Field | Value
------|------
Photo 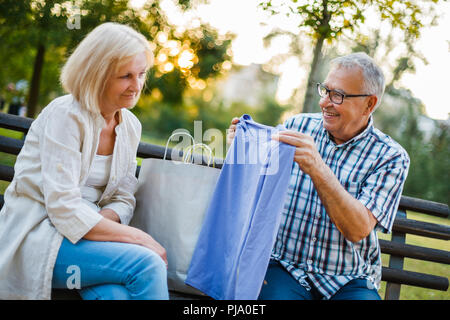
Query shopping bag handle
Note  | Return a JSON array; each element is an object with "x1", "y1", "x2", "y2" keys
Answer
[
  {"x1": 163, "y1": 131, "x2": 195, "y2": 160},
  {"x1": 183, "y1": 143, "x2": 215, "y2": 167}
]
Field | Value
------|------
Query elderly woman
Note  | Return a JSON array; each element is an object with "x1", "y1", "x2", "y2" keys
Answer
[{"x1": 0, "y1": 23, "x2": 168, "y2": 300}]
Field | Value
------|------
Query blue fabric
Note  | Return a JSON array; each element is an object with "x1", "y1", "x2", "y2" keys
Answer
[
  {"x1": 52, "y1": 238, "x2": 169, "y2": 300},
  {"x1": 272, "y1": 113, "x2": 409, "y2": 299},
  {"x1": 258, "y1": 260, "x2": 380, "y2": 300},
  {"x1": 185, "y1": 114, "x2": 296, "y2": 300}
]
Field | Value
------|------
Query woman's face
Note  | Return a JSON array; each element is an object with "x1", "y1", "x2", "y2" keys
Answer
[{"x1": 100, "y1": 52, "x2": 148, "y2": 116}]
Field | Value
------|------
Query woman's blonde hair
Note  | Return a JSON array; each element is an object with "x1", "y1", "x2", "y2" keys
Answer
[{"x1": 60, "y1": 22, "x2": 153, "y2": 114}]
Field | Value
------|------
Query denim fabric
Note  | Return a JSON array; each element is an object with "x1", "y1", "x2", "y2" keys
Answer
[
  {"x1": 52, "y1": 238, "x2": 169, "y2": 300},
  {"x1": 259, "y1": 260, "x2": 381, "y2": 300},
  {"x1": 186, "y1": 115, "x2": 296, "y2": 300},
  {"x1": 272, "y1": 113, "x2": 409, "y2": 299},
  {"x1": 0, "y1": 94, "x2": 141, "y2": 300}
]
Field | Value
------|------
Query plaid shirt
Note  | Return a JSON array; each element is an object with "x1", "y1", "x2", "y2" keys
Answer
[{"x1": 271, "y1": 113, "x2": 410, "y2": 299}]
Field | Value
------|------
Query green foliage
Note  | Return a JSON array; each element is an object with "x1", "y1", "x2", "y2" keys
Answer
[
  {"x1": 0, "y1": 0, "x2": 233, "y2": 117},
  {"x1": 260, "y1": 0, "x2": 436, "y2": 42},
  {"x1": 373, "y1": 85, "x2": 449, "y2": 205},
  {"x1": 349, "y1": 27, "x2": 448, "y2": 205},
  {"x1": 144, "y1": 23, "x2": 233, "y2": 104},
  {"x1": 135, "y1": 92, "x2": 289, "y2": 145},
  {"x1": 252, "y1": 96, "x2": 289, "y2": 127},
  {"x1": 259, "y1": 0, "x2": 441, "y2": 113},
  {"x1": 148, "y1": 68, "x2": 188, "y2": 104}
]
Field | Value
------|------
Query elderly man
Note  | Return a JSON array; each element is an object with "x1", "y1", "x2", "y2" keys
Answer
[{"x1": 228, "y1": 52, "x2": 410, "y2": 300}]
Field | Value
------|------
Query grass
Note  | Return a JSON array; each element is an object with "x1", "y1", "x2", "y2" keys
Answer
[
  {"x1": 377, "y1": 211, "x2": 450, "y2": 300},
  {"x1": 0, "y1": 127, "x2": 23, "y2": 140},
  {"x1": 0, "y1": 128, "x2": 19, "y2": 194}
]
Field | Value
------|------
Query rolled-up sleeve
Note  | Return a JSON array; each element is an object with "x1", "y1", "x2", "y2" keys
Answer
[
  {"x1": 102, "y1": 114, "x2": 141, "y2": 226},
  {"x1": 102, "y1": 160, "x2": 138, "y2": 226},
  {"x1": 40, "y1": 111, "x2": 102, "y2": 244},
  {"x1": 358, "y1": 151, "x2": 410, "y2": 233}
]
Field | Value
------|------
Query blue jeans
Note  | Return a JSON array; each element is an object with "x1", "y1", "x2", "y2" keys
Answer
[
  {"x1": 258, "y1": 260, "x2": 381, "y2": 300},
  {"x1": 52, "y1": 238, "x2": 169, "y2": 300}
]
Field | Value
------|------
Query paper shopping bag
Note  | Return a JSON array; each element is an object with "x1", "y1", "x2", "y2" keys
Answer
[{"x1": 130, "y1": 139, "x2": 220, "y2": 295}]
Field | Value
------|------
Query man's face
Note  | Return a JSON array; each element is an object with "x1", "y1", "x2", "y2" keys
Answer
[{"x1": 319, "y1": 66, "x2": 376, "y2": 145}]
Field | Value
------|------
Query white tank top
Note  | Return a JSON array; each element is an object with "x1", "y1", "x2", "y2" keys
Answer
[{"x1": 80, "y1": 154, "x2": 112, "y2": 204}]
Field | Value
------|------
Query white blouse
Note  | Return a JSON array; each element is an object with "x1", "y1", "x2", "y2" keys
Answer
[
  {"x1": 0, "y1": 94, "x2": 142, "y2": 299},
  {"x1": 81, "y1": 154, "x2": 113, "y2": 204}
]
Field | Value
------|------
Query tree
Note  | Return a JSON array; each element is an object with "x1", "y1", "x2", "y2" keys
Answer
[
  {"x1": 259, "y1": 0, "x2": 440, "y2": 113},
  {"x1": 0, "y1": 0, "x2": 69, "y2": 117},
  {"x1": 143, "y1": 22, "x2": 232, "y2": 105},
  {"x1": 0, "y1": 0, "x2": 232, "y2": 117},
  {"x1": 373, "y1": 84, "x2": 449, "y2": 204},
  {"x1": 352, "y1": 26, "x2": 448, "y2": 204},
  {"x1": 0, "y1": 0, "x2": 144, "y2": 117}
]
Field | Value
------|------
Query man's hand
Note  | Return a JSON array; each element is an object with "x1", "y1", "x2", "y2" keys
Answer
[
  {"x1": 272, "y1": 131, "x2": 324, "y2": 176},
  {"x1": 226, "y1": 117, "x2": 240, "y2": 145},
  {"x1": 272, "y1": 130, "x2": 378, "y2": 242}
]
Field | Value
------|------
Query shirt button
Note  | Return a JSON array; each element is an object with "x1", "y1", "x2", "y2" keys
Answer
[
  {"x1": 307, "y1": 259, "x2": 313, "y2": 264},
  {"x1": 317, "y1": 214, "x2": 321, "y2": 219},
  {"x1": 312, "y1": 237, "x2": 317, "y2": 242},
  {"x1": 56, "y1": 163, "x2": 63, "y2": 172}
]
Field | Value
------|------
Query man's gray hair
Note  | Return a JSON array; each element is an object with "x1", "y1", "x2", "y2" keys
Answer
[{"x1": 330, "y1": 52, "x2": 385, "y2": 111}]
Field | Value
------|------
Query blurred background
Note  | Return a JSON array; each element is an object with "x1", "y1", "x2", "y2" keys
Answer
[
  {"x1": 1, "y1": 0, "x2": 447, "y2": 204},
  {"x1": 0, "y1": 0, "x2": 448, "y2": 299}
]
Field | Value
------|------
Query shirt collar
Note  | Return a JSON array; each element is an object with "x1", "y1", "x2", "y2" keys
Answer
[
  {"x1": 93, "y1": 108, "x2": 123, "y2": 129},
  {"x1": 323, "y1": 115, "x2": 374, "y2": 148}
]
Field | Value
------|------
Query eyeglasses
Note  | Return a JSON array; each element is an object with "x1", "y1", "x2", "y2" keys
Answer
[{"x1": 316, "y1": 83, "x2": 372, "y2": 105}]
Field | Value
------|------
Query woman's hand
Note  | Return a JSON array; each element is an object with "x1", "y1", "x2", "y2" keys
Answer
[
  {"x1": 226, "y1": 117, "x2": 240, "y2": 145},
  {"x1": 99, "y1": 208, "x2": 121, "y2": 223},
  {"x1": 84, "y1": 218, "x2": 168, "y2": 266},
  {"x1": 133, "y1": 228, "x2": 168, "y2": 266}
]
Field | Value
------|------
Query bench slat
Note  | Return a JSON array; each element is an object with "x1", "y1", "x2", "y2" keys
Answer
[
  {"x1": 169, "y1": 290, "x2": 211, "y2": 300},
  {"x1": 138, "y1": 141, "x2": 224, "y2": 168},
  {"x1": 393, "y1": 217, "x2": 450, "y2": 241},
  {"x1": 0, "y1": 135, "x2": 23, "y2": 155},
  {"x1": 2, "y1": 113, "x2": 450, "y2": 300},
  {"x1": 0, "y1": 112, "x2": 32, "y2": 133},
  {"x1": 379, "y1": 239, "x2": 450, "y2": 264},
  {"x1": 399, "y1": 196, "x2": 449, "y2": 218},
  {"x1": 137, "y1": 142, "x2": 167, "y2": 159},
  {"x1": 0, "y1": 164, "x2": 14, "y2": 182},
  {"x1": 381, "y1": 267, "x2": 449, "y2": 291}
]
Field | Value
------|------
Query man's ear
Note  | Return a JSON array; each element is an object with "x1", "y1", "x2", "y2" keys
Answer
[{"x1": 365, "y1": 96, "x2": 377, "y2": 115}]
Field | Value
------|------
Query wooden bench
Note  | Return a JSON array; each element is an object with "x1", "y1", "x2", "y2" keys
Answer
[{"x1": 1, "y1": 112, "x2": 449, "y2": 300}]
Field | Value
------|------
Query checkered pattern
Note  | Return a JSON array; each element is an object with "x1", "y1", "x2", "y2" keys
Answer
[{"x1": 271, "y1": 113, "x2": 410, "y2": 299}]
